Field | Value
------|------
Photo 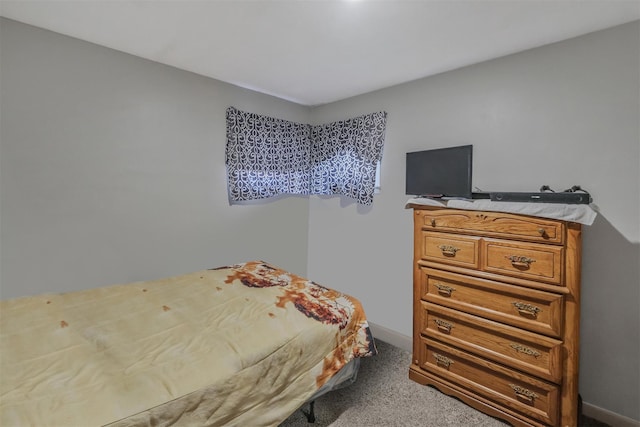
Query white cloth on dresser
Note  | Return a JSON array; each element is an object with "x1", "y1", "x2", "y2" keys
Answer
[{"x1": 405, "y1": 197, "x2": 597, "y2": 225}]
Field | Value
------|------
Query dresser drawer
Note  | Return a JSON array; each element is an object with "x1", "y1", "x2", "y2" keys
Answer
[
  {"x1": 416, "y1": 209, "x2": 565, "y2": 244},
  {"x1": 420, "y1": 302, "x2": 563, "y2": 383},
  {"x1": 419, "y1": 268, "x2": 564, "y2": 338},
  {"x1": 420, "y1": 231, "x2": 480, "y2": 269},
  {"x1": 419, "y1": 338, "x2": 560, "y2": 426},
  {"x1": 483, "y1": 239, "x2": 564, "y2": 285}
]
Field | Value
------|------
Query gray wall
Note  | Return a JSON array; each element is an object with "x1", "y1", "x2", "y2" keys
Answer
[
  {"x1": 0, "y1": 18, "x2": 311, "y2": 298},
  {"x1": 1, "y1": 16, "x2": 639, "y2": 423},
  {"x1": 308, "y1": 21, "x2": 639, "y2": 421}
]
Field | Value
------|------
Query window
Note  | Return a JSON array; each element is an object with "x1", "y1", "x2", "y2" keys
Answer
[{"x1": 226, "y1": 107, "x2": 387, "y2": 205}]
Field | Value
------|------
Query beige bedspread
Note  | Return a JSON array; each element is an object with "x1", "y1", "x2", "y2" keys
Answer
[{"x1": 0, "y1": 261, "x2": 376, "y2": 426}]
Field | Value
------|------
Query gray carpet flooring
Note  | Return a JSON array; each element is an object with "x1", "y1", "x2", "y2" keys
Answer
[{"x1": 279, "y1": 339, "x2": 609, "y2": 427}]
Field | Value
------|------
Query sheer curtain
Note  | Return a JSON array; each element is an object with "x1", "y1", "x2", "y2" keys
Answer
[{"x1": 226, "y1": 107, "x2": 387, "y2": 205}]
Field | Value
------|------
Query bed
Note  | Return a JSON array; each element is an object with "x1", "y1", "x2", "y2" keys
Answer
[{"x1": 0, "y1": 260, "x2": 376, "y2": 426}]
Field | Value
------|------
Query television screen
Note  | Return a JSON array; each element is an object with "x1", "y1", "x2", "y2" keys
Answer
[{"x1": 405, "y1": 145, "x2": 473, "y2": 198}]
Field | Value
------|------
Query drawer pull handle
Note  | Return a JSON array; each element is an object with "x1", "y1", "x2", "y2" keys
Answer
[
  {"x1": 431, "y1": 218, "x2": 436, "y2": 226},
  {"x1": 434, "y1": 283, "x2": 456, "y2": 296},
  {"x1": 510, "y1": 343, "x2": 541, "y2": 358},
  {"x1": 433, "y1": 353, "x2": 454, "y2": 368},
  {"x1": 434, "y1": 319, "x2": 454, "y2": 333},
  {"x1": 438, "y1": 245, "x2": 460, "y2": 256},
  {"x1": 512, "y1": 302, "x2": 541, "y2": 317},
  {"x1": 538, "y1": 228, "x2": 547, "y2": 237},
  {"x1": 505, "y1": 255, "x2": 536, "y2": 269},
  {"x1": 509, "y1": 384, "x2": 539, "y2": 403}
]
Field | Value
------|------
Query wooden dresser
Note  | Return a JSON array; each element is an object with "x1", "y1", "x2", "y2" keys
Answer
[{"x1": 409, "y1": 206, "x2": 582, "y2": 427}]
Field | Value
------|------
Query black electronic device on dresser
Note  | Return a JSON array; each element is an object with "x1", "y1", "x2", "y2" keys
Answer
[
  {"x1": 490, "y1": 191, "x2": 592, "y2": 204},
  {"x1": 490, "y1": 185, "x2": 592, "y2": 204},
  {"x1": 405, "y1": 145, "x2": 473, "y2": 199}
]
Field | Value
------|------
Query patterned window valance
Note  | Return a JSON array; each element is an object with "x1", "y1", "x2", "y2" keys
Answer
[{"x1": 225, "y1": 107, "x2": 387, "y2": 205}]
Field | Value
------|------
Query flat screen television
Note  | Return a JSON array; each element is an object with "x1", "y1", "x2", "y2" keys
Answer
[{"x1": 405, "y1": 144, "x2": 473, "y2": 198}]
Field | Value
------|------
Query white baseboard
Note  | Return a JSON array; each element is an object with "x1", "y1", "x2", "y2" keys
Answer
[
  {"x1": 583, "y1": 402, "x2": 640, "y2": 427},
  {"x1": 367, "y1": 322, "x2": 640, "y2": 427},
  {"x1": 368, "y1": 322, "x2": 412, "y2": 353}
]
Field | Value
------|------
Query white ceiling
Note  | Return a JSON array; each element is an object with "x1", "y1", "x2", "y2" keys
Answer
[{"x1": 1, "y1": 0, "x2": 639, "y2": 106}]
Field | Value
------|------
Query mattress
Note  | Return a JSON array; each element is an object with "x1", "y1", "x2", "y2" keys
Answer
[{"x1": 0, "y1": 261, "x2": 376, "y2": 426}]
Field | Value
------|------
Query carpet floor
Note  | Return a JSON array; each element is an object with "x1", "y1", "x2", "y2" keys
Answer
[{"x1": 279, "y1": 339, "x2": 609, "y2": 427}]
